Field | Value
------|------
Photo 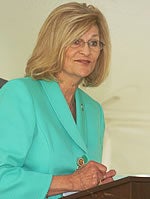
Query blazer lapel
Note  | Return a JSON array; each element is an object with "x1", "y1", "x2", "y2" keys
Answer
[
  {"x1": 76, "y1": 89, "x2": 88, "y2": 148},
  {"x1": 40, "y1": 80, "x2": 87, "y2": 153}
]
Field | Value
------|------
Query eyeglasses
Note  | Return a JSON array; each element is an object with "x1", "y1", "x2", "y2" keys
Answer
[{"x1": 70, "y1": 39, "x2": 105, "y2": 51}]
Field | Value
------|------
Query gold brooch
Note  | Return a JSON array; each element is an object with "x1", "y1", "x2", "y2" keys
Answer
[{"x1": 77, "y1": 155, "x2": 88, "y2": 169}]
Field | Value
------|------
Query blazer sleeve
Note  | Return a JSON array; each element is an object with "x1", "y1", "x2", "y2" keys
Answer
[{"x1": 0, "y1": 80, "x2": 52, "y2": 199}]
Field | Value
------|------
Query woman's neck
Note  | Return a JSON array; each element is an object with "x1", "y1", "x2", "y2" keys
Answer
[
  {"x1": 59, "y1": 81, "x2": 77, "y2": 105},
  {"x1": 59, "y1": 81, "x2": 78, "y2": 121}
]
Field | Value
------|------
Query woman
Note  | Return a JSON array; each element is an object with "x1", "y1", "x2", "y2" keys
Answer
[{"x1": 0, "y1": 2, "x2": 116, "y2": 199}]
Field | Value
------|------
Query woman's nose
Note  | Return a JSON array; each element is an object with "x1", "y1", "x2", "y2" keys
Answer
[{"x1": 79, "y1": 43, "x2": 91, "y2": 55}]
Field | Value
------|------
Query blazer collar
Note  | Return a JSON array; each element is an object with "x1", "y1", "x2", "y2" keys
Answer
[{"x1": 40, "y1": 80, "x2": 87, "y2": 153}]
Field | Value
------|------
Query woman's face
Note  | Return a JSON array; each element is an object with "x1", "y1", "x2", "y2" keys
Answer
[{"x1": 61, "y1": 25, "x2": 100, "y2": 83}]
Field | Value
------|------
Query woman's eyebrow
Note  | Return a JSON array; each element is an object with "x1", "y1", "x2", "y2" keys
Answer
[{"x1": 90, "y1": 34, "x2": 100, "y2": 38}]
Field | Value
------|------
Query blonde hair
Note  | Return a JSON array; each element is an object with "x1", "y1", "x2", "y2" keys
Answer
[{"x1": 25, "y1": 2, "x2": 111, "y2": 87}]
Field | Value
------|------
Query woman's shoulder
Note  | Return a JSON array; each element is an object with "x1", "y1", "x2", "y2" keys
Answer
[
  {"x1": 4, "y1": 77, "x2": 36, "y2": 86},
  {"x1": 0, "y1": 77, "x2": 42, "y2": 100},
  {"x1": 2, "y1": 77, "x2": 40, "y2": 91}
]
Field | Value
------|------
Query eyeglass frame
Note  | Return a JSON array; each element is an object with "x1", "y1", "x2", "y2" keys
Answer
[{"x1": 70, "y1": 39, "x2": 105, "y2": 51}]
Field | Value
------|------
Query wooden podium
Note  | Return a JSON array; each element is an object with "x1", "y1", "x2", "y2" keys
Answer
[{"x1": 61, "y1": 176, "x2": 150, "y2": 199}]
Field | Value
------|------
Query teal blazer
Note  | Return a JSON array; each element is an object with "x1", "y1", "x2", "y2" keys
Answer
[{"x1": 0, "y1": 77, "x2": 105, "y2": 199}]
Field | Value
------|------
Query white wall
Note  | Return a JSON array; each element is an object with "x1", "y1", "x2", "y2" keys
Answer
[
  {"x1": 1, "y1": 0, "x2": 150, "y2": 101},
  {"x1": 1, "y1": 0, "x2": 150, "y2": 175}
]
